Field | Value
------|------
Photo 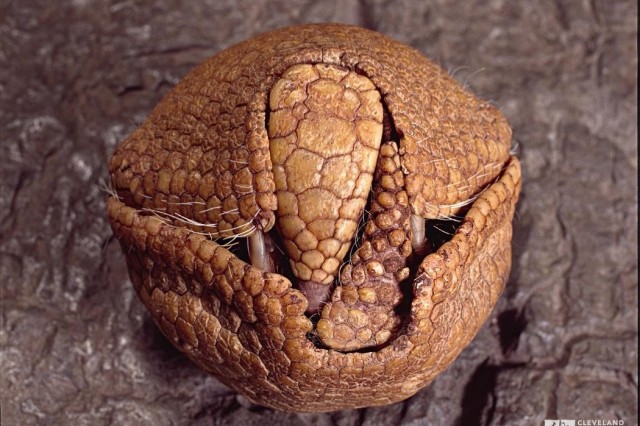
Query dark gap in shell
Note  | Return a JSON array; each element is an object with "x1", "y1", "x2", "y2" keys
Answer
[
  {"x1": 220, "y1": 236, "x2": 248, "y2": 262},
  {"x1": 426, "y1": 209, "x2": 470, "y2": 252}
]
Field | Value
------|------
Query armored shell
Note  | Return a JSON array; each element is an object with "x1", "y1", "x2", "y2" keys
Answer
[{"x1": 107, "y1": 24, "x2": 521, "y2": 412}]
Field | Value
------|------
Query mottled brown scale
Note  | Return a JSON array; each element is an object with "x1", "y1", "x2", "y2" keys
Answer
[
  {"x1": 317, "y1": 142, "x2": 411, "y2": 350},
  {"x1": 269, "y1": 63, "x2": 382, "y2": 312},
  {"x1": 107, "y1": 24, "x2": 521, "y2": 412}
]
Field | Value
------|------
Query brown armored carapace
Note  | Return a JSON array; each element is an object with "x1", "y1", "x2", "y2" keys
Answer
[{"x1": 107, "y1": 24, "x2": 521, "y2": 412}]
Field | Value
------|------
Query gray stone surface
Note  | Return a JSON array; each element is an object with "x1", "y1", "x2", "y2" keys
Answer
[{"x1": 1, "y1": 0, "x2": 637, "y2": 425}]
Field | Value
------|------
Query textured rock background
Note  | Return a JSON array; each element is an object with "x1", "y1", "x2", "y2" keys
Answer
[{"x1": 1, "y1": 0, "x2": 637, "y2": 425}]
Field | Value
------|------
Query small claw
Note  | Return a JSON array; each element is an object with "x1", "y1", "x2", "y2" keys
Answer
[
  {"x1": 410, "y1": 214, "x2": 430, "y2": 258},
  {"x1": 247, "y1": 230, "x2": 275, "y2": 272}
]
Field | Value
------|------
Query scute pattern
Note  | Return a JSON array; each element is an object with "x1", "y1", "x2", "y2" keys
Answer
[
  {"x1": 317, "y1": 142, "x2": 412, "y2": 351},
  {"x1": 107, "y1": 157, "x2": 520, "y2": 411},
  {"x1": 109, "y1": 24, "x2": 511, "y2": 239},
  {"x1": 269, "y1": 63, "x2": 383, "y2": 287},
  {"x1": 107, "y1": 24, "x2": 521, "y2": 411}
]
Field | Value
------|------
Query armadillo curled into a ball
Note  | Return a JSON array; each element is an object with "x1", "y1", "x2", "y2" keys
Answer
[{"x1": 107, "y1": 24, "x2": 521, "y2": 412}]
